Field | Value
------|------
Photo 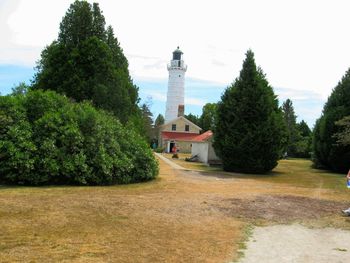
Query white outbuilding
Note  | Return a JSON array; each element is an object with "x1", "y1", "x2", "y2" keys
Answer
[{"x1": 190, "y1": 130, "x2": 221, "y2": 164}]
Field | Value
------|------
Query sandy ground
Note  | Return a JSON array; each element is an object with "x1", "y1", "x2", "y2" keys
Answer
[{"x1": 239, "y1": 224, "x2": 350, "y2": 263}]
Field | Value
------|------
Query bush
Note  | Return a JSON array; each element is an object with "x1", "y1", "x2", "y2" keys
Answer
[
  {"x1": 0, "y1": 90, "x2": 158, "y2": 185},
  {"x1": 154, "y1": 147, "x2": 165, "y2": 153}
]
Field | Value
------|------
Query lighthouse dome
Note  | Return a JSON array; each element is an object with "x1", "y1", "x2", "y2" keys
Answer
[{"x1": 172, "y1": 46, "x2": 183, "y2": 60}]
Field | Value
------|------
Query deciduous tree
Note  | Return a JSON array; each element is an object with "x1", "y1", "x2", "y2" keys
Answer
[
  {"x1": 199, "y1": 103, "x2": 217, "y2": 131},
  {"x1": 185, "y1": 113, "x2": 200, "y2": 127}
]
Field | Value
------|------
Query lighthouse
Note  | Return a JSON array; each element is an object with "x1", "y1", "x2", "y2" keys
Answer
[{"x1": 165, "y1": 47, "x2": 187, "y2": 122}]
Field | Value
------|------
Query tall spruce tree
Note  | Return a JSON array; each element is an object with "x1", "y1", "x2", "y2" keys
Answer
[
  {"x1": 213, "y1": 50, "x2": 286, "y2": 173},
  {"x1": 154, "y1": 114, "x2": 165, "y2": 127},
  {"x1": 282, "y1": 99, "x2": 299, "y2": 156},
  {"x1": 140, "y1": 102, "x2": 154, "y2": 143},
  {"x1": 153, "y1": 114, "x2": 165, "y2": 147},
  {"x1": 32, "y1": 0, "x2": 139, "y2": 124},
  {"x1": 313, "y1": 69, "x2": 350, "y2": 172},
  {"x1": 297, "y1": 120, "x2": 311, "y2": 137}
]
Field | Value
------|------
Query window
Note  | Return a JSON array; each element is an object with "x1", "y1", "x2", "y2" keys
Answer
[
  {"x1": 185, "y1": 125, "x2": 189, "y2": 131},
  {"x1": 172, "y1": 124, "x2": 176, "y2": 131}
]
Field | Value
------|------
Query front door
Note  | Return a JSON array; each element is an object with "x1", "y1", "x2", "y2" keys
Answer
[{"x1": 169, "y1": 142, "x2": 175, "y2": 153}]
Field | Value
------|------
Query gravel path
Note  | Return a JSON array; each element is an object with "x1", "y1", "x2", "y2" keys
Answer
[
  {"x1": 154, "y1": 152, "x2": 186, "y2": 170},
  {"x1": 239, "y1": 224, "x2": 350, "y2": 263}
]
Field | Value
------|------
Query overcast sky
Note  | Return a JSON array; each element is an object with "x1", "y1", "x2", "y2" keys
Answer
[{"x1": 1, "y1": 0, "x2": 350, "y2": 127}]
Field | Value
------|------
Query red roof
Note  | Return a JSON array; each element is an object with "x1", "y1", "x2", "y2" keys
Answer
[
  {"x1": 161, "y1": 130, "x2": 213, "y2": 142},
  {"x1": 161, "y1": 131, "x2": 200, "y2": 141},
  {"x1": 192, "y1": 130, "x2": 213, "y2": 142}
]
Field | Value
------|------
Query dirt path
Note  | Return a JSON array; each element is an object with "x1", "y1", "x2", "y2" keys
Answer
[
  {"x1": 239, "y1": 224, "x2": 350, "y2": 263},
  {"x1": 157, "y1": 156, "x2": 350, "y2": 262}
]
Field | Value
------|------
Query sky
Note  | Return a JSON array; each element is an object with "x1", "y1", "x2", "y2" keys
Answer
[{"x1": 1, "y1": 0, "x2": 350, "y2": 127}]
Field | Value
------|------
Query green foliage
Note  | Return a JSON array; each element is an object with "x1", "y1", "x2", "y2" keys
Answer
[
  {"x1": 0, "y1": 90, "x2": 158, "y2": 185},
  {"x1": 0, "y1": 96, "x2": 36, "y2": 183},
  {"x1": 334, "y1": 116, "x2": 350, "y2": 146},
  {"x1": 282, "y1": 99, "x2": 299, "y2": 156},
  {"x1": 33, "y1": 0, "x2": 139, "y2": 124},
  {"x1": 281, "y1": 100, "x2": 311, "y2": 158},
  {"x1": 140, "y1": 102, "x2": 154, "y2": 143},
  {"x1": 154, "y1": 114, "x2": 165, "y2": 127},
  {"x1": 199, "y1": 103, "x2": 217, "y2": 131},
  {"x1": 297, "y1": 120, "x2": 311, "y2": 137},
  {"x1": 154, "y1": 147, "x2": 165, "y2": 153},
  {"x1": 213, "y1": 50, "x2": 287, "y2": 173},
  {"x1": 153, "y1": 114, "x2": 165, "y2": 148},
  {"x1": 293, "y1": 120, "x2": 312, "y2": 158},
  {"x1": 11, "y1": 82, "x2": 30, "y2": 96},
  {"x1": 313, "y1": 69, "x2": 350, "y2": 172},
  {"x1": 185, "y1": 113, "x2": 200, "y2": 127},
  {"x1": 58, "y1": 0, "x2": 100, "y2": 46}
]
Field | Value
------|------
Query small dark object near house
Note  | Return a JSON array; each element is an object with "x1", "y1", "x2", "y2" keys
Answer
[
  {"x1": 172, "y1": 153, "x2": 179, "y2": 159},
  {"x1": 185, "y1": 155, "x2": 198, "y2": 162}
]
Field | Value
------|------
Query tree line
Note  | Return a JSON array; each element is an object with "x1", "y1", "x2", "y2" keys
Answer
[{"x1": 183, "y1": 50, "x2": 349, "y2": 173}]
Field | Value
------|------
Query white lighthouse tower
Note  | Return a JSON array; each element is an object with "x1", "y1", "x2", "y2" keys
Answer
[{"x1": 165, "y1": 47, "x2": 187, "y2": 122}]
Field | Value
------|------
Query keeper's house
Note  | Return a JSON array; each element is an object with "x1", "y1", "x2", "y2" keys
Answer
[{"x1": 158, "y1": 116, "x2": 202, "y2": 153}]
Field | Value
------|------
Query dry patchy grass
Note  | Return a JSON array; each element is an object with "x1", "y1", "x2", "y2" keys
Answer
[{"x1": 0, "y1": 157, "x2": 350, "y2": 262}]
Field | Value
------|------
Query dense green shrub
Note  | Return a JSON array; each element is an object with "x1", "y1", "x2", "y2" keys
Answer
[
  {"x1": 313, "y1": 69, "x2": 350, "y2": 172},
  {"x1": 154, "y1": 147, "x2": 165, "y2": 153},
  {"x1": 0, "y1": 90, "x2": 158, "y2": 185}
]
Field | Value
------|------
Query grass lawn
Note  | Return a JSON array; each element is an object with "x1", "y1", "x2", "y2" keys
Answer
[{"x1": 1, "y1": 157, "x2": 349, "y2": 262}]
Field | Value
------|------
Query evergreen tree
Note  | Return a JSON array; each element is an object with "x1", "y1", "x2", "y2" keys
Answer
[
  {"x1": 334, "y1": 116, "x2": 350, "y2": 146},
  {"x1": 33, "y1": 0, "x2": 139, "y2": 124},
  {"x1": 294, "y1": 120, "x2": 312, "y2": 158},
  {"x1": 213, "y1": 50, "x2": 286, "y2": 173},
  {"x1": 199, "y1": 103, "x2": 217, "y2": 131},
  {"x1": 154, "y1": 114, "x2": 165, "y2": 127},
  {"x1": 140, "y1": 102, "x2": 154, "y2": 143},
  {"x1": 313, "y1": 69, "x2": 350, "y2": 172},
  {"x1": 297, "y1": 120, "x2": 311, "y2": 137},
  {"x1": 58, "y1": 0, "x2": 95, "y2": 46},
  {"x1": 153, "y1": 114, "x2": 165, "y2": 148},
  {"x1": 106, "y1": 25, "x2": 129, "y2": 74},
  {"x1": 92, "y1": 3, "x2": 106, "y2": 41},
  {"x1": 282, "y1": 99, "x2": 299, "y2": 156}
]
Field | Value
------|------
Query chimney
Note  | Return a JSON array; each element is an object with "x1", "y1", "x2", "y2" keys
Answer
[{"x1": 177, "y1": 105, "x2": 184, "y2": 117}]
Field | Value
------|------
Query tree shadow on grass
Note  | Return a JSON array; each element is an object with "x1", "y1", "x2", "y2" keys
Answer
[{"x1": 184, "y1": 169, "x2": 287, "y2": 180}]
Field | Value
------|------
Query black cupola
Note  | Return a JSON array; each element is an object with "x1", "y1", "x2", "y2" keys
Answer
[{"x1": 172, "y1": 46, "x2": 183, "y2": 60}]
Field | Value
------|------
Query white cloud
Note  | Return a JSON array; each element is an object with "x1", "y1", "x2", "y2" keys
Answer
[
  {"x1": 185, "y1": 97, "x2": 206, "y2": 107},
  {"x1": 140, "y1": 90, "x2": 205, "y2": 107},
  {"x1": 142, "y1": 90, "x2": 166, "y2": 102}
]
